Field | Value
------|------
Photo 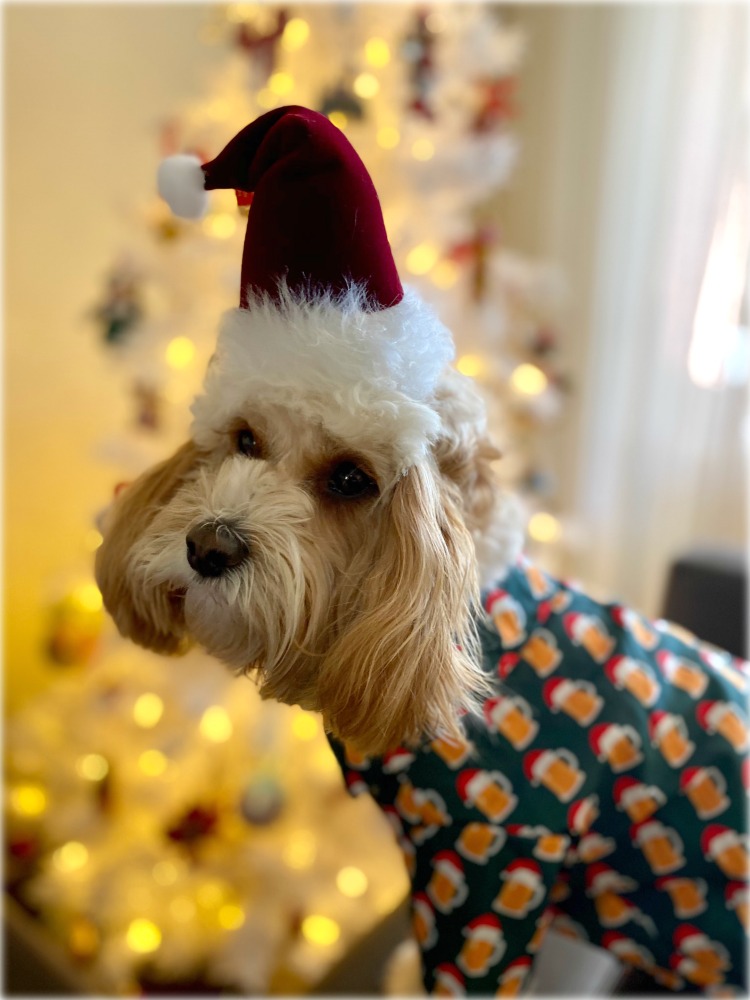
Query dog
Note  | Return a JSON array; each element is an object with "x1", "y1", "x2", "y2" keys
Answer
[{"x1": 96, "y1": 106, "x2": 747, "y2": 995}]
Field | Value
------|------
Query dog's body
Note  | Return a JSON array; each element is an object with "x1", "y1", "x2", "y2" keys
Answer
[
  {"x1": 96, "y1": 108, "x2": 747, "y2": 996},
  {"x1": 328, "y1": 558, "x2": 749, "y2": 995}
]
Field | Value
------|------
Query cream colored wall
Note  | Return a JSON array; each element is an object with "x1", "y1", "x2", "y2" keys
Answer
[{"x1": 5, "y1": 5, "x2": 220, "y2": 711}]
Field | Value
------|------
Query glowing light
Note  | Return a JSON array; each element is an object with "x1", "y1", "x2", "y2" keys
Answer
[
  {"x1": 456, "y1": 354, "x2": 485, "y2": 378},
  {"x1": 84, "y1": 528, "x2": 103, "y2": 552},
  {"x1": 257, "y1": 88, "x2": 277, "y2": 110},
  {"x1": 53, "y1": 841, "x2": 89, "y2": 872},
  {"x1": 200, "y1": 705, "x2": 233, "y2": 742},
  {"x1": 282, "y1": 18, "x2": 309, "y2": 51},
  {"x1": 197, "y1": 879, "x2": 228, "y2": 909},
  {"x1": 76, "y1": 753, "x2": 109, "y2": 781},
  {"x1": 10, "y1": 783, "x2": 47, "y2": 817},
  {"x1": 268, "y1": 71, "x2": 294, "y2": 96},
  {"x1": 138, "y1": 749, "x2": 167, "y2": 777},
  {"x1": 165, "y1": 337, "x2": 196, "y2": 370},
  {"x1": 376, "y1": 126, "x2": 400, "y2": 150},
  {"x1": 365, "y1": 37, "x2": 391, "y2": 68},
  {"x1": 327, "y1": 111, "x2": 348, "y2": 131},
  {"x1": 336, "y1": 866, "x2": 369, "y2": 898},
  {"x1": 511, "y1": 363, "x2": 548, "y2": 396},
  {"x1": 152, "y1": 861, "x2": 178, "y2": 886},
  {"x1": 218, "y1": 904, "x2": 246, "y2": 930},
  {"x1": 291, "y1": 711, "x2": 319, "y2": 741},
  {"x1": 133, "y1": 693, "x2": 164, "y2": 729},
  {"x1": 170, "y1": 896, "x2": 196, "y2": 922},
  {"x1": 406, "y1": 242, "x2": 439, "y2": 276},
  {"x1": 203, "y1": 213, "x2": 237, "y2": 240},
  {"x1": 73, "y1": 583, "x2": 103, "y2": 612},
  {"x1": 528, "y1": 512, "x2": 562, "y2": 544},
  {"x1": 69, "y1": 918, "x2": 99, "y2": 958},
  {"x1": 411, "y1": 138, "x2": 435, "y2": 161},
  {"x1": 283, "y1": 829, "x2": 317, "y2": 870},
  {"x1": 302, "y1": 914, "x2": 340, "y2": 946},
  {"x1": 432, "y1": 260, "x2": 460, "y2": 289},
  {"x1": 353, "y1": 73, "x2": 380, "y2": 99},
  {"x1": 126, "y1": 918, "x2": 161, "y2": 954}
]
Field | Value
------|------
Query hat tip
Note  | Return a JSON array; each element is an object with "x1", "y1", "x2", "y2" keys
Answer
[{"x1": 157, "y1": 154, "x2": 209, "y2": 220}]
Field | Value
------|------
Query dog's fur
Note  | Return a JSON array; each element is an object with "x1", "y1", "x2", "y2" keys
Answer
[{"x1": 96, "y1": 363, "x2": 523, "y2": 755}]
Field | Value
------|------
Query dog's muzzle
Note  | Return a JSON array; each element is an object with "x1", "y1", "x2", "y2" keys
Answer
[{"x1": 186, "y1": 521, "x2": 249, "y2": 578}]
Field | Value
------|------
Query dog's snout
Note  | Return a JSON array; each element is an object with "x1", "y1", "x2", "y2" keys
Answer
[{"x1": 186, "y1": 522, "x2": 249, "y2": 578}]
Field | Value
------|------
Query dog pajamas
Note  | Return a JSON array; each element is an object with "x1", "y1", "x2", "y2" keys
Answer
[{"x1": 328, "y1": 558, "x2": 748, "y2": 995}]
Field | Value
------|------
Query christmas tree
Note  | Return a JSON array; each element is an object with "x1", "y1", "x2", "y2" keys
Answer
[{"x1": 6, "y1": 5, "x2": 567, "y2": 993}]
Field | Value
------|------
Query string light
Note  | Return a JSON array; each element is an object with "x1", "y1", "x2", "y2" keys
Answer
[
  {"x1": 218, "y1": 904, "x2": 246, "y2": 930},
  {"x1": 353, "y1": 73, "x2": 380, "y2": 99},
  {"x1": 283, "y1": 829, "x2": 317, "y2": 870},
  {"x1": 170, "y1": 897, "x2": 196, "y2": 922},
  {"x1": 126, "y1": 918, "x2": 161, "y2": 954},
  {"x1": 336, "y1": 867, "x2": 369, "y2": 898},
  {"x1": 165, "y1": 337, "x2": 195, "y2": 370},
  {"x1": 302, "y1": 914, "x2": 340, "y2": 946},
  {"x1": 511, "y1": 363, "x2": 548, "y2": 396},
  {"x1": 432, "y1": 260, "x2": 459, "y2": 289},
  {"x1": 456, "y1": 354, "x2": 485, "y2": 378},
  {"x1": 200, "y1": 705, "x2": 233, "y2": 742},
  {"x1": 291, "y1": 711, "x2": 319, "y2": 741},
  {"x1": 406, "y1": 242, "x2": 439, "y2": 275},
  {"x1": 53, "y1": 841, "x2": 89, "y2": 873},
  {"x1": 327, "y1": 111, "x2": 348, "y2": 131},
  {"x1": 365, "y1": 37, "x2": 390, "y2": 67},
  {"x1": 376, "y1": 126, "x2": 400, "y2": 149},
  {"x1": 76, "y1": 753, "x2": 109, "y2": 781},
  {"x1": 138, "y1": 749, "x2": 167, "y2": 777},
  {"x1": 268, "y1": 72, "x2": 294, "y2": 96},
  {"x1": 411, "y1": 138, "x2": 435, "y2": 161},
  {"x1": 152, "y1": 861, "x2": 178, "y2": 886},
  {"x1": 257, "y1": 88, "x2": 277, "y2": 110},
  {"x1": 203, "y1": 213, "x2": 237, "y2": 240},
  {"x1": 133, "y1": 693, "x2": 164, "y2": 729},
  {"x1": 281, "y1": 18, "x2": 310, "y2": 51},
  {"x1": 69, "y1": 918, "x2": 99, "y2": 959},
  {"x1": 10, "y1": 783, "x2": 47, "y2": 817},
  {"x1": 528, "y1": 512, "x2": 562, "y2": 544},
  {"x1": 197, "y1": 879, "x2": 228, "y2": 909},
  {"x1": 73, "y1": 583, "x2": 103, "y2": 613}
]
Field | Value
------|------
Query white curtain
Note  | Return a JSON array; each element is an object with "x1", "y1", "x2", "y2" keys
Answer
[{"x1": 569, "y1": 4, "x2": 749, "y2": 618}]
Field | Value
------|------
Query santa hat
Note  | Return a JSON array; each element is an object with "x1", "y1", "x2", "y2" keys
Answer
[
  {"x1": 695, "y1": 700, "x2": 719, "y2": 731},
  {"x1": 463, "y1": 913, "x2": 503, "y2": 941},
  {"x1": 433, "y1": 964, "x2": 465, "y2": 995},
  {"x1": 612, "y1": 776, "x2": 642, "y2": 805},
  {"x1": 673, "y1": 924, "x2": 708, "y2": 951},
  {"x1": 498, "y1": 653, "x2": 520, "y2": 679},
  {"x1": 382, "y1": 748, "x2": 416, "y2": 773},
  {"x1": 542, "y1": 677, "x2": 573, "y2": 710},
  {"x1": 567, "y1": 795, "x2": 598, "y2": 834},
  {"x1": 701, "y1": 824, "x2": 737, "y2": 857},
  {"x1": 679, "y1": 767, "x2": 703, "y2": 791},
  {"x1": 159, "y1": 106, "x2": 455, "y2": 471},
  {"x1": 456, "y1": 769, "x2": 494, "y2": 804},
  {"x1": 432, "y1": 850, "x2": 465, "y2": 884}
]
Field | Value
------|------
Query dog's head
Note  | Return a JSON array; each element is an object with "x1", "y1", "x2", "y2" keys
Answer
[{"x1": 96, "y1": 292, "x2": 521, "y2": 754}]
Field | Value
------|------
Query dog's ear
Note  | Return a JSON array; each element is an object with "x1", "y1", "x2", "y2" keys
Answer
[
  {"x1": 316, "y1": 460, "x2": 491, "y2": 755},
  {"x1": 95, "y1": 441, "x2": 200, "y2": 654}
]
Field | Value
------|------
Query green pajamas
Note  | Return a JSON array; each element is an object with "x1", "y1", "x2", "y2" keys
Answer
[{"x1": 328, "y1": 558, "x2": 748, "y2": 995}]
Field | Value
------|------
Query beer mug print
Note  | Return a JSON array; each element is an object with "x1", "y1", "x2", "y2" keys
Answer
[
  {"x1": 486, "y1": 590, "x2": 527, "y2": 648},
  {"x1": 696, "y1": 700, "x2": 750, "y2": 753},
  {"x1": 632, "y1": 819, "x2": 685, "y2": 874},
  {"x1": 656, "y1": 650, "x2": 708, "y2": 698},
  {"x1": 543, "y1": 677, "x2": 602, "y2": 726},
  {"x1": 612, "y1": 605, "x2": 659, "y2": 650},
  {"x1": 605, "y1": 655, "x2": 660, "y2": 707},
  {"x1": 567, "y1": 794, "x2": 600, "y2": 836},
  {"x1": 613, "y1": 777, "x2": 666, "y2": 823},
  {"x1": 496, "y1": 956, "x2": 532, "y2": 996},
  {"x1": 395, "y1": 778, "x2": 424, "y2": 823},
  {"x1": 494, "y1": 859, "x2": 546, "y2": 918},
  {"x1": 456, "y1": 823, "x2": 506, "y2": 864},
  {"x1": 701, "y1": 824, "x2": 749, "y2": 880},
  {"x1": 521, "y1": 628, "x2": 561, "y2": 676},
  {"x1": 523, "y1": 748, "x2": 585, "y2": 802},
  {"x1": 433, "y1": 964, "x2": 465, "y2": 998},
  {"x1": 680, "y1": 766, "x2": 729, "y2": 820},
  {"x1": 457, "y1": 914, "x2": 506, "y2": 978},
  {"x1": 578, "y1": 832, "x2": 616, "y2": 864},
  {"x1": 484, "y1": 694, "x2": 538, "y2": 750},
  {"x1": 673, "y1": 926, "x2": 731, "y2": 972},
  {"x1": 534, "y1": 832, "x2": 570, "y2": 863},
  {"x1": 649, "y1": 711, "x2": 695, "y2": 767},
  {"x1": 412, "y1": 892, "x2": 438, "y2": 950},
  {"x1": 589, "y1": 723, "x2": 643, "y2": 773},
  {"x1": 525, "y1": 562, "x2": 553, "y2": 599},
  {"x1": 655, "y1": 877, "x2": 708, "y2": 919},
  {"x1": 725, "y1": 882, "x2": 748, "y2": 930},
  {"x1": 564, "y1": 612, "x2": 614, "y2": 663},
  {"x1": 427, "y1": 851, "x2": 469, "y2": 914},
  {"x1": 456, "y1": 768, "x2": 518, "y2": 823},
  {"x1": 431, "y1": 734, "x2": 473, "y2": 770}
]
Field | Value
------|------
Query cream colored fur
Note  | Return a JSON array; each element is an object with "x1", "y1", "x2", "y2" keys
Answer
[{"x1": 96, "y1": 368, "x2": 522, "y2": 754}]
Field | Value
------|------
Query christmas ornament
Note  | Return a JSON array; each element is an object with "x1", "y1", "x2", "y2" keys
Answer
[
  {"x1": 92, "y1": 258, "x2": 144, "y2": 345},
  {"x1": 132, "y1": 380, "x2": 163, "y2": 432},
  {"x1": 402, "y1": 9, "x2": 436, "y2": 120},
  {"x1": 45, "y1": 589, "x2": 104, "y2": 667},
  {"x1": 235, "y1": 8, "x2": 288, "y2": 86},
  {"x1": 166, "y1": 804, "x2": 219, "y2": 846},
  {"x1": 318, "y1": 82, "x2": 364, "y2": 124},
  {"x1": 240, "y1": 774, "x2": 284, "y2": 825},
  {"x1": 449, "y1": 226, "x2": 497, "y2": 303},
  {"x1": 473, "y1": 76, "x2": 517, "y2": 133}
]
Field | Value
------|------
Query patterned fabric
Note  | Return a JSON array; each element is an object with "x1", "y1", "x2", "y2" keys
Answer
[{"x1": 328, "y1": 557, "x2": 749, "y2": 996}]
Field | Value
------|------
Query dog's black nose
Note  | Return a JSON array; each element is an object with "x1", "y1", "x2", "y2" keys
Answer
[{"x1": 186, "y1": 522, "x2": 249, "y2": 578}]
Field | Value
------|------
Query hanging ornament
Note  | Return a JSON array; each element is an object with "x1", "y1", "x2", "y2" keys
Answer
[
  {"x1": 402, "y1": 9, "x2": 437, "y2": 120},
  {"x1": 132, "y1": 379, "x2": 163, "y2": 433},
  {"x1": 235, "y1": 8, "x2": 289, "y2": 87},
  {"x1": 472, "y1": 76, "x2": 517, "y2": 133},
  {"x1": 166, "y1": 804, "x2": 219, "y2": 846},
  {"x1": 448, "y1": 225, "x2": 497, "y2": 303},
  {"x1": 92, "y1": 258, "x2": 144, "y2": 346},
  {"x1": 527, "y1": 324, "x2": 559, "y2": 359},
  {"x1": 240, "y1": 773, "x2": 284, "y2": 825},
  {"x1": 45, "y1": 586, "x2": 104, "y2": 667},
  {"x1": 318, "y1": 81, "x2": 364, "y2": 125},
  {"x1": 521, "y1": 467, "x2": 558, "y2": 498}
]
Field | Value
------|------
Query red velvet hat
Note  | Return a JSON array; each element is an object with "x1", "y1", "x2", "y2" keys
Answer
[{"x1": 159, "y1": 106, "x2": 402, "y2": 310}]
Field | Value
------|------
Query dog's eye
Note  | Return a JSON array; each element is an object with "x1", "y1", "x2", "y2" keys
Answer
[
  {"x1": 236, "y1": 427, "x2": 260, "y2": 458},
  {"x1": 327, "y1": 461, "x2": 378, "y2": 499}
]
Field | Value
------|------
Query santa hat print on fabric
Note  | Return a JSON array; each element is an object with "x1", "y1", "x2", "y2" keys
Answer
[{"x1": 157, "y1": 106, "x2": 455, "y2": 471}]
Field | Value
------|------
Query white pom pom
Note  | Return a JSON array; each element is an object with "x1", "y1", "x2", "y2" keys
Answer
[{"x1": 157, "y1": 154, "x2": 209, "y2": 220}]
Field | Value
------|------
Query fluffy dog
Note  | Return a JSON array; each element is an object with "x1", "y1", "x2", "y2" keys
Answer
[{"x1": 96, "y1": 107, "x2": 747, "y2": 995}]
